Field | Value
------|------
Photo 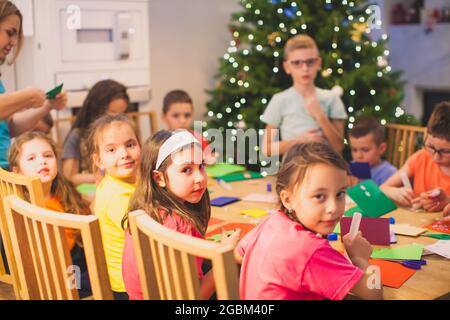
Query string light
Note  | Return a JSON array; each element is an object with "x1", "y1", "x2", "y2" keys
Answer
[
  {"x1": 234, "y1": 102, "x2": 241, "y2": 108},
  {"x1": 258, "y1": 20, "x2": 264, "y2": 25},
  {"x1": 273, "y1": 67, "x2": 279, "y2": 73},
  {"x1": 226, "y1": 107, "x2": 232, "y2": 113},
  {"x1": 248, "y1": 34, "x2": 254, "y2": 40},
  {"x1": 208, "y1": 111, "x2": 214, "y2": 117},
  {"x1": 273, "y1": 51, "x2": 279, "y2": 57},
  {"x1": 375, "y1": 105, "x2": 381, "y2": 111},
  {"x1": 261, "y1": 98, "x2": 268, "y2": 104},
  {"x1": 348, "y1": 106, "x2": 354, "y2": 112},
  {"x1": 239, "y1": 16, "x2": 245, "y2": 22}
]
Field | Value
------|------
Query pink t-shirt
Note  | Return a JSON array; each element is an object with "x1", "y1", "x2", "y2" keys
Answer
[
  {"x1": 237, "y1": 211, "x2": 364, "y2": 300},
  {"x1": 122, "y1": 210, "x2": 204, "y2": 300}
]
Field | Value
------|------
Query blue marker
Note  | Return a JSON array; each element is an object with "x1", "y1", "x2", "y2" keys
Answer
[{"x1": 267, "y1": 183, "x2": 272, "y2": 192}]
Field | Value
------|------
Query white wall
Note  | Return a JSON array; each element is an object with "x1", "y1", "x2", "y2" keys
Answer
[{"x1": 148, "y1": 0, "x2": 240, "y2": 128}]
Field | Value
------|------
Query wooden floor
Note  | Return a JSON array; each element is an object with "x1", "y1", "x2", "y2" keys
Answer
[{"x1": 0, "y1": 282, "x2": 15, "y2": 300}]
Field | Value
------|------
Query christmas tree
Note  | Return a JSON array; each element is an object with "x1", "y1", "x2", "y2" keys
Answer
[{"x1": 205, "y1": 0, "x2": 415, "y2": 170}]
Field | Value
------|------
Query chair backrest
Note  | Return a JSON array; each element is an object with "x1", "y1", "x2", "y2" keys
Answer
[
  {"x1": 385, "y1": 123, "x2": 427, "y2": 168},
  {"x1": 0, "y1": 168, "x2": 45, "y2": 299},
  {"x1": 52, "y1": 111, "x2": 158, "y2": 147},
  {"x1": 128, "y1": 210, "x2": 240, "y2": 300},
  {"x1": 2, "y1": 195, "x2": 113, "y2": 300}
]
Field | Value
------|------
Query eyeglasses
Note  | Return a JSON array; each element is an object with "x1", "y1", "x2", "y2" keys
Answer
[
  {"x1": 424, "y1": 143, "x2": 450, "y2": 157},
  {"x1": 287, "y1": 57, "x2": 319, "y2": 69}
]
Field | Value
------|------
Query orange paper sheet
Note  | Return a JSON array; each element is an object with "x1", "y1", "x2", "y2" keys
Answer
[
  {"x1": 208, "y1": 217, "x2": 224, "y2": 227},
  {"x1": 205, "y1": 222, "x2": 256, "y2": 240},
  {"x1": 368, "y1": 259, "x2": 417, "y2": 288},
  {"x1": 424, "y1": 220, "x2": 450, "y2": 235}
]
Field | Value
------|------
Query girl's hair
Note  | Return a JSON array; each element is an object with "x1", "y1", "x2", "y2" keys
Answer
[
  {"x1": 88, "y1": 113, "x2": 141, "y2": 172},
  {"x1": 0, "y1": 0, "x2": 23, "y2": 65},
  {"x1": 8, "y1": 131, "x2": 90, "y2": 215},
  {"x1": 427, "y1": 101, "x2": 450, "y2": 141},
  {"x1": 123, "y1": 130, "x2": 210, "y2": 235},
  {"x1": 70, "y1": 80, "x2": 129, "y2": 133},
  {"x1": 276, "y1": 142, "x2": 349, "y2": 216}
]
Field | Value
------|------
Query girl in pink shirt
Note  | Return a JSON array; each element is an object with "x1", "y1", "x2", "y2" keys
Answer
[
  {"x1": 121, "y1": 130, "x2": 240, "y2": 299},
  {"x1": 236, "y1": 142, "x2": 383, "y2": 300}
]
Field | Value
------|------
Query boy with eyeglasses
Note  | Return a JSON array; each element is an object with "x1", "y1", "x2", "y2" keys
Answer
[
  {"x1": 381, "y1": 101, "x2": 450, "y2": 212},
  {"x1": 262, "y1": 34, "x2": 347, "y2": 156}
]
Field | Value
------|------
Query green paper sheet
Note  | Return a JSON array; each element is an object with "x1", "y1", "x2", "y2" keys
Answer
[
  {"x1": 424, "y1": 233, "x2": 450, "y2": 240},
  {"x1": 371, "y1": 243, "x2": 424, "y2": 260},
  {"x1": 205, "y1": 163, "x2": 246, "y2": 178},
  {"x1": 347, "y1": 180, "x2": 397, "y2": 217},
  {"x1": 76, "y1": 183, "x2": 96, "y2": 195},
  {"x1": 46, "y1": 83, "x2": 64, "y2": 99},
  {"x1": 219, "y1": 171, "x2": 263, "y2": 182},
  {"x1": 344, "y1": 206, "x2": 363, "y2": 217},
  {"x1": 206, "y1": 230, "x2": 235, "y2": 242},
  {"x1": 333, "y1": 223, "x2": 341, "y2": 234}
]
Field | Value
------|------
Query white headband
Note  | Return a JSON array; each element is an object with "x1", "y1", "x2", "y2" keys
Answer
[{"x1": 155, "y1": 130, "x2": 202, "y2": 169}]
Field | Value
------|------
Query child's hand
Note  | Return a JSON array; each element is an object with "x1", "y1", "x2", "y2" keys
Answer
[
  {"x1": 385, "y1": 186, "x2": 416, "y2": 207},
  {"x1": 204, "y1": 152, "x2": 219, "y2": 165},
  {"x1": 220, "y1": 228, "x2": 241, "y2": 248},
  {"x1": 441, "y1": 203, "x2": 450, "y2": 221},
  {"x1": 48, "y1": 92, "x2": 68, "y2": 111},
  {"x1": 343, "y1": 231, "x2": 372, "y2": 267},
  {"x1": 304, "y1": 95, "x2": 325, "y2": 121},
  {"x1": 418, "y1": 188, "x2": 448, "y2": 212},
  {"x1": 295, "y1": 128, "x2": 324, "y2": 144}
]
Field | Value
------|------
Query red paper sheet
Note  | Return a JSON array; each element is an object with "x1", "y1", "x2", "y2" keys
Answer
[
  {"x1": 368, "y1": 259, "x2": 417, "y2": 288},
  {"x1": 205, "y1": 222, "x2": 256, "y2": 240},
  {"x1": 424, "y1": 220, "x2": 450, "y2": 234},
  {"x1": 340, "y1": 217, "x2": 391, "y2": 245}
]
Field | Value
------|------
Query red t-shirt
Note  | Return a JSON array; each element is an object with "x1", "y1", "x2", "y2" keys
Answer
[
  {"x1": 237, "y1": 211, "x2": 364, "y2": 300},
  {"x1": 122, "y1": 210, "x2": 204, "y2": 300}
]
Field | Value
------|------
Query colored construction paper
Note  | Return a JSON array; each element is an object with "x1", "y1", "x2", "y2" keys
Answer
[
  {"x1": 424, "y1": 220, "x2": 450, "y2": 235},
  {"x1": 46, "y1": 83, "x2": 64, "y2": 99},
  {"x1": 210, "y1": 196, "x2": 240, "y2": 207},
  {"x1": 368, "y1": 259, "x2": 417, "y2": 288},
  {"x1": 349, "y1": 161, "x2": 371, "y2": 180},
  {"x1": 205, "y1": 164, "x2": 246, "y2": 178},
  {"x1": 208, "y1": 217, "x2": 224, "y2": 227},
  {"x1": 425, "y1": 240, "x2": 450, "y2": 259},
  {"x1": 240, "y1": 209, "x2": 269, "y2": 218},
  {"x1": 219, "y1": 171, "x2": 263, "y2": 182},
  {"x1": 206, "y1": 230, "x2": 235, "y2": 242},
  {"x1": 341, "y1": 217, "x2": 391, "y2": 245},
  {"x1": 344, "y1": 206, "x2": 362, "y2": 217},
  {"x1": 390, "y1": 224, "x2": 427, "y2": 237},
  {"x1": 205, "y1": 222, "x2": 256, "y2": 240},
  {"x1": 424, "y1": 233, "x2": 450, "y2": 240},
  {"x1": 371, "y1": 243, "x2": 424, "y2": 260},
  {"x1": 333, "y1": 223, "x2": 340, "y2": 234},
  {"x1": 76, "y1": 183, "x2": 96, "y2": 195},
  {"x1": 242, "y1": 193, "x2": 278, "y2": 204},
  {"x1": 347, "y1": 180, "x2": 397, "y2": 217}
]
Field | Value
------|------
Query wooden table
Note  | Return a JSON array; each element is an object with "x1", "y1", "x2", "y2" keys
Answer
[{"x1": 208, "y1": 176, "x2": 450, "y2": 300}]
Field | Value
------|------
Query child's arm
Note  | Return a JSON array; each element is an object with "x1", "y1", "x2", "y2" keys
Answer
[
  {"x1": 62, "y1": 159, "x2": 96, "y2": 185},
  {"x1": 263, "y1": 124, "x2": 323, "y2": 156},
  {"x1": 418, "y1": 189, "x2": 449, "y2": 212},
  {"x1": 0, "y1": 87, "x2": 46, "y2": 119},
  {"x1": 380, "y1": 165, "x2": 417, "y2": 207},
  {"x1": 343, "y1": 232, "x2": 383, "y2": 300},
  {"x1": 304, "y1": 95, "x2": 345, "y2": 152}
]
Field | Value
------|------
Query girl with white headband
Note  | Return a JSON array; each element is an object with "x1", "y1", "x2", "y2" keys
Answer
[
  {"x1": 121, "y1": 129, "x2": 240, "y2": 300},
  {"x1": 90, "y1": 113, "x2": 142, "y2": 300}
]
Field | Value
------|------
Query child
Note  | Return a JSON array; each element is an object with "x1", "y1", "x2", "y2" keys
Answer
[
  {"x1": 121, "y1": 129, "x2": 240, "y2": 300},
  {"x1": 381, "y1": 102, "x2": 450, "y2": 211},
  {"x1": 236, "y1": 142, "x2": 383, "y2": 300},
  {"x1": 162, "y1": 90, "x2": 217, "y2": 164},
  {"x1": 62, "y1": 79, "x2": 129, "y2": 185},
  {"x1": 262, "y1": 34, "x2": 347, "y2": 156},
  {"x1": 90, "y1": 113, "x2": 141, "y2": 300},
  {"x1": 349, "y1": 117, "x2": 397, "y2": 185},
  {"x1": 9, "y1": 131, "x2": 92, "y2": 298}
]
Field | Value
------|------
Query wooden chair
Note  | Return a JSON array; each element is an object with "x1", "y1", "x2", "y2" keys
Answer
[
  {"x1": 52, "y1": 111, "x2": 158, "y2": 147},
  {"x1": 385, "y1": 123, "x2": 427, "y2": 168},
  {"x1": 128, "y1": 210, "x2": 239, "y2": 300},
  {"x1": 0, "y1": 168, "x2": 45, "y2": 299},
  {"x1": 2, "y1": 195, "x2": 113, "y2": 300}
]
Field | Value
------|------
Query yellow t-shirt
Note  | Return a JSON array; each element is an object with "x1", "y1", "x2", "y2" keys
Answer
[{"x1": 95, "y1": 174, "x2": 135, "y2": 292}]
